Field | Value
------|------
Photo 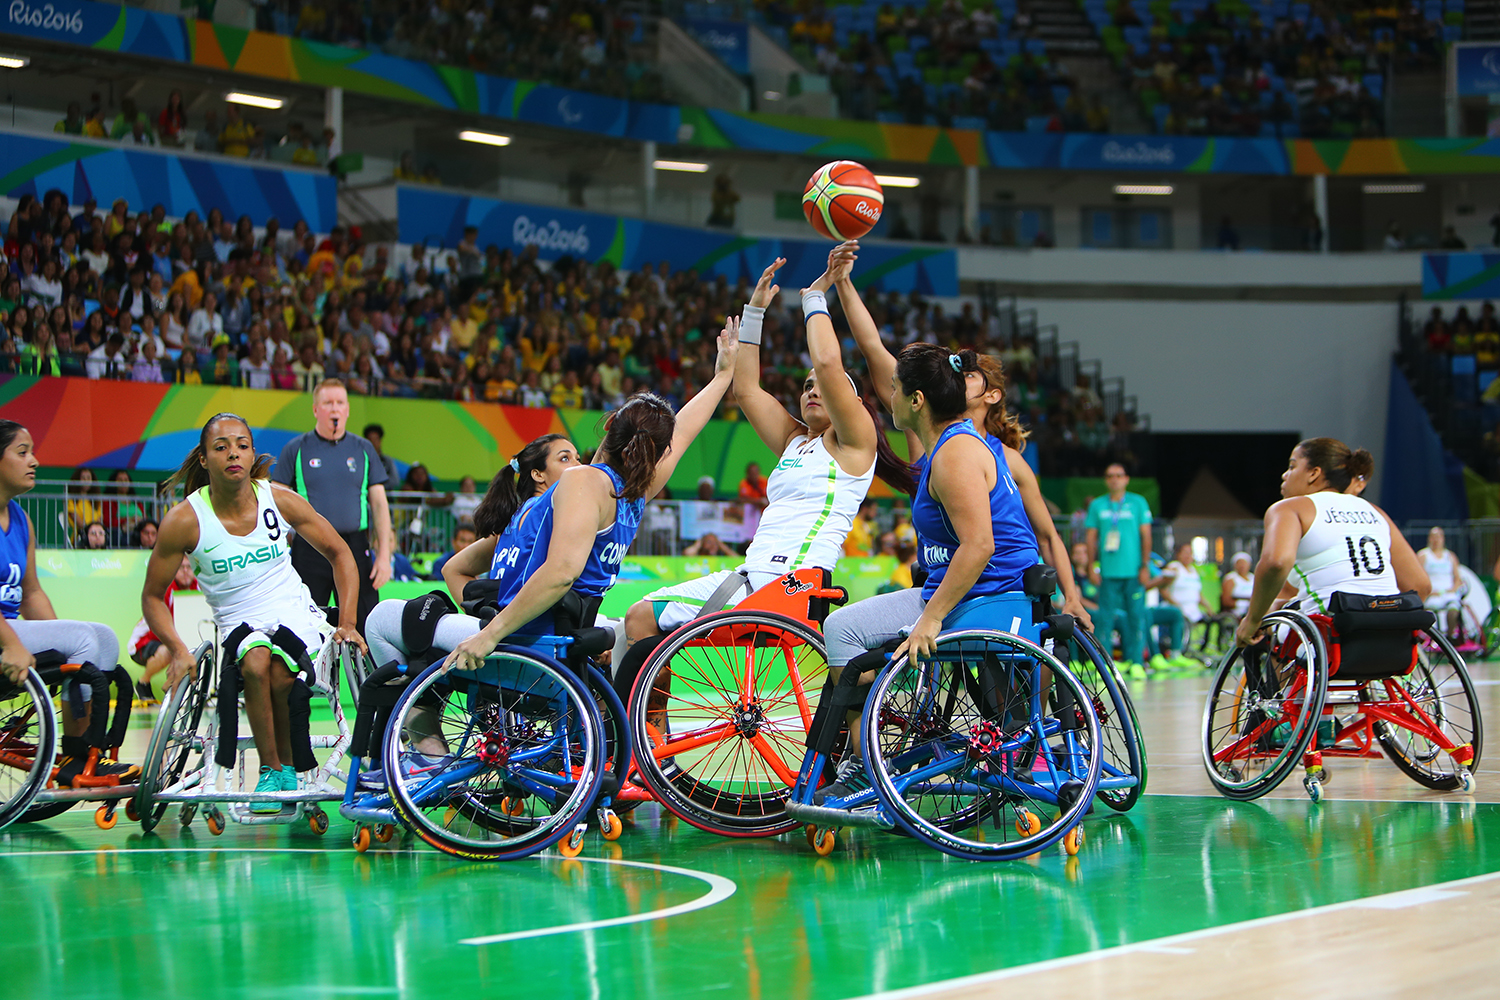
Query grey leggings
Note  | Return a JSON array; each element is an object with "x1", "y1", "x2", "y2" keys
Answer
[
  {"x1": 824, "y1": 588, "x2": 927, "y2": 671},
  {"x1": 364, "y1": 598, "x2": 482, "y2": 667},
  {"x1": 11, "y1": 618, "x2": 120, "y2": 703}
]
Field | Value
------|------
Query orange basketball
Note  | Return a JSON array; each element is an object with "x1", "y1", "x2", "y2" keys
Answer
[{"x1": 802, "y1": 160, "x2": 884, "y2": 240}]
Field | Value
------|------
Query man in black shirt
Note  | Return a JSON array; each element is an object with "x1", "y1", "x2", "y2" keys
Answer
[{"x1": 273, "y1": 379, "x2": 393, "y2": 630}]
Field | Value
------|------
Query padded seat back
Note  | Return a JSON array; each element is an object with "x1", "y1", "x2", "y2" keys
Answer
[{"x1": 1327, "y1": 591, "x2": 1435, "y2": 681}]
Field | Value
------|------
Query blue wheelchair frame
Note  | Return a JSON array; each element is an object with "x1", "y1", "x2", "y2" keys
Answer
[{"x1": 343, "y1": 631, "x2": 623, "y2": 858}]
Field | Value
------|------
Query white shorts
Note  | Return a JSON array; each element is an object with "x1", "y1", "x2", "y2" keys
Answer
[
  {"x1": 226, "y1": 613, "x2": 329, "y2": 673},
  {"x1": 645, "y1": 568, "x2": 785, "y2": 632},
  {"x1": 1426, "y1": 590, "x2": 1463, "y2": 612}
]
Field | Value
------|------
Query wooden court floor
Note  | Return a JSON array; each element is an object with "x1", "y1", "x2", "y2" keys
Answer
[{"x1": 6, "y1": 664, "x2": 1500, "y2": 1000}]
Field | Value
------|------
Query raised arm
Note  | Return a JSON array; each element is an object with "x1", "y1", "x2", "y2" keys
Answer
[
  {"x1": 834, "y1": 241, "x2": 897, "y2": 411},
  {"x1": 272, "y1": 483, "x2": 367, "y2": 653},
  {"x1": 735, "y1": 257, "x2": 805, "y2": 452},
  {"x1": 646, "y1": 322, "x2": 737, "y2": 498},
  {"x1": 806, "y1": 244, "x2": 876, "y2": 456},
  {"x1": 142, "y1": 501, "x2": 200, "y2": 691}
]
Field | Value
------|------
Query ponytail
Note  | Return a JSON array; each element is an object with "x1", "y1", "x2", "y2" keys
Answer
[
  {"x1": 1296, "y1": 436, "x2": 1373, "y2": 493},
  {"x1": 473, "y1": 433, "x2": 568, "y2": 536},
  {"x1": 163, "y1": 413, "x2": 270, "y2": 498},
  {"x1": 860, "y1": 394, "x2": 916, "y2": 495}
]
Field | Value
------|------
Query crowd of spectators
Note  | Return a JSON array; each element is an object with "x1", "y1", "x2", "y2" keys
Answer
[
  {"x1": 54, "y1": 91, "x2": 345, "y2": 167},
  {"x1": 253, "y1": 0, "x2": 668, "y2": 104},
  {"x1": 1100, "y1": 0, "x2": 1450, "y2": 138}
]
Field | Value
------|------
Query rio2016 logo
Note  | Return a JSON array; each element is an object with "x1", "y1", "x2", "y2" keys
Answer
[
  {"x1": 8, "y1": 1, "x2": 85, "y2": 33},
  {"x1": 854, "y1": 200, "x2": 880, "y2": 221}
]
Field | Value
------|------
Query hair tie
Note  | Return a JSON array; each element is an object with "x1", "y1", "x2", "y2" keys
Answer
[
  {"x1": 949, "y1": 354, "x2": 963, "y2": 373},
  {"x1": 509, "y1": 457, "x2": 520, "y2": 472}
]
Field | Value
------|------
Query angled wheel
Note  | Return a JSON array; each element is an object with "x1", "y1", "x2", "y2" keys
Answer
[
  {"x1": 1202, "y1": 609, "x2": 1327, "y2": 800},
  {"x1": 1067, "y1": 628, "x2": 1147, "y2": 811},
  {"x1": 861, "y1": 629, "x2": 1103, "y2": 861},
  {"x1": 0, "y1": 669, "x2": 57, "y2": 829},
  {"x1": 384, "y1": 645, "x2": 605, "y2": 861},
  {"x1": 1373, "y1": 631, "x2": 1484, "y2": 790},
  {"x1": 136, "y1": 641, "x2": 216, "y2": 833},
  {"x1": 627, "y1": 611, "x2": 827, "y2": 837}
]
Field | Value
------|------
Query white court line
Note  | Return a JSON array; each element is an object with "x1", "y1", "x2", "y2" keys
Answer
[
  {"x1": 459, "y1": 856, "x2": 738, "y2": 946},
  {"x1": 849, "y1": 869, "x2": 1500, "y2": 1000},
  {"x1": 4, "y1": 844, "x2": 738, "y2": 947}
]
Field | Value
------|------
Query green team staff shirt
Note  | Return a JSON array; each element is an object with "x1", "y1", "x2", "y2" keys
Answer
[
  {"x1": 272, "y1": 430, "x2": 389, "y2": 535},
  {"x1": 1084, "y1": 492, "x2": 1153, "y2": 579}
]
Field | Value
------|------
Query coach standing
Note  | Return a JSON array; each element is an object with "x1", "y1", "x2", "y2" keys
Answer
[
  {"x1": 1085, "y1": 462, "x2": 1154, "y2": 674},
  {"x1": 274, "y1": 379, "x2": 393, "y2": 630}
]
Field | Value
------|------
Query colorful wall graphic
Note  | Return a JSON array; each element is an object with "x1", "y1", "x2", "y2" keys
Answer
[
  {"x1": 398, "y1": 188, "x2": 958, "y2": 295},
  {"x1": 4, "y1": 0, "x2": 1498, "y2": 175},
  {"x1": 1422, "y1": 252, "x2": 1500, "y2": 299},
  {"x1": 0, "y1": 376, "x2": 914, "y2": 499},
  {"x1": 0, "y1": 132, "x2": 338, "y2": 230}
]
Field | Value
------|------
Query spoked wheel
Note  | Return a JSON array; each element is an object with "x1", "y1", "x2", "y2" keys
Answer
[
  {"x1": 1372, "y1": 631, "x2": 1483, "y2": 790},
  {"x1": 628, "y1": 611, "x2": 828, "y2": 837},
  {"x1": 1065, "y1": 628, "x2": 1147, "y2": 811},
  {"x1": 860, "y1": 629, "x2": 1103, "y2": 861},
  {"x1": 0, "y1": 669, "x2": 57, "y2": 830},
  {"x1": 384, "y1": 646, "x2": 605, "y2": 861},
  {"x1": 137, "y1": 642, "x2": 216, "y2": 832},
  {"x1": 1202, "y1": 609, "x2": 1327, "y2": 800}
]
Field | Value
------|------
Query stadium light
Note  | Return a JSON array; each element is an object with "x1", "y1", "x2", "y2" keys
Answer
[
  {"x1": 459, "y1": 130, "x2": 512, "y2": 146},
  {"x1": 1113, "y1": 184, "x2": 1173, "y2": 196},
  {"x1": 225, "y1": 91, "x2": 285, "y2": 110},
  {"x1": 0, "y1": 55, "x2": 29, "y2": 69},
  {"x1": 875, "y1": 174, "x2": 921, "y2": 188},
  {"x1": 1362, "y1": 183, "x2": 1425, "y2": 194},
  {"x1": 654, "y1": 159, "x2": 711, "y2": 172}
]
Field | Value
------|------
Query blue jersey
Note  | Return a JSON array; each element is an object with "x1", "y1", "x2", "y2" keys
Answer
[
  {"x1": 911, "y1": 430, "x2": 1012, "y2": 575},
  {"x1": 912, "y1": 420, "x2": 1037, "y2": 600},
  {"x1": 0, "y1": 500, "x2": 27, "y2": 619},
  {"x1": 488, "y1": 465, "x2": 644, "y2": 634}
]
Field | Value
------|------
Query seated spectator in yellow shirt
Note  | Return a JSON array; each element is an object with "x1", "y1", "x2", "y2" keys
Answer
[{"x1": 549, "y1": 371, "x2": 587, "y2": 409}]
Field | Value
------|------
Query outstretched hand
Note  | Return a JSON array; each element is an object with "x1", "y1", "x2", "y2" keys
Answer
[
  {"x1": 825, "y1": 240, "x2": 858, "y2": 286},
  {"x1": 750, "y1": 257, "x2": 786, "y2": 309},
  {"x1": 715, "y1": 317, "x2": 740, "y2": 374}
]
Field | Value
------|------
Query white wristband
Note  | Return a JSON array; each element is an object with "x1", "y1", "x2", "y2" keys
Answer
[
  {"x1": 801, "y1": 289, "x2": 829, "y2": 320},
  {"x1": 739, "y1": 304, "x2": 765, "y2": 346}
]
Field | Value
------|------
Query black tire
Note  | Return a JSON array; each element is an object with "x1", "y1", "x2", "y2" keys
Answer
[
  {"x1": 136, "y1": 642, "x2": 216, "y2": 833},
  {"x1": 627, "y1": 611, "x2": 828, "y2": 838},
  {"x1": 1201, "y1": 609, "x2": 1328, "y2": 800},
  {"x1": 1374, "y1": 630, "x2": 1484, "y2": 790},
  {"x1": 0, "y1": 669, "x2": 56, "y2": 829},
  {"x1": 384, "y1": 646, "x2": 605, "y2": 860},
  {"x1": 1069, "y1": 628, "x2": 1147, "y2": 811},
  {"x1": 862, "y1": 629, "x2": 1103, "y2": 861}
]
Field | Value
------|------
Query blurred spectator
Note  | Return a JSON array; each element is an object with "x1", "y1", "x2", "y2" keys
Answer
[
  {"x1": 363, "y1": 423, "x2": 400, "y2": 484},
  {"x1": 103, "y1": 469, "x2": 146, "y2": 545},
  {"x1": 111, "y1": 98, "x2": 153, "y2": 142},
  {"x1": 683, "y1": 532, "x2": 735, "y2": 557},
  {"x1": 707, "y1": 173, "x2": 740, "y2": 229},
  {"x1": 429, "y1": 518, "x2": 478, "y2": 581},
  {"x1": 219, "y1": 105, "x2": 254, "y2": 157},
  {"x1": 55, "y1": 102, "x2": 85, "y2": 136},
  {"x1": 697, "y1": 475, "x2": 716, "y2": 501},
  {"x1": 844, "y1": 496, "x2": 879, "y2": 557},
  {"x1": 738, "y1": 461, "x2": 768, "y2": 509},
  {"x1": 132, "y1": 519, "x2": 159, "y2": 549},
  {"x1": 67, "y1": 468, "x2": 102, "y2": 535},
  {"x1": 82, "y1": 521, "x2": 108, "y2": 550}
]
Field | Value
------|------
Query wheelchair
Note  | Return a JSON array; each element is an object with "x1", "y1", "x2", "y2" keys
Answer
[
  {"x1": 1202, "y1": 592, "x2": 1483, "y2": 802},
  {"x1": 134, "y1": 620, "x2": 369, "y2": 835},
  {"x1": 625, "y1": 568, "x2": 848, "y2": 838},
  {"x1": 786, "y1": 571, "x2": 1113, "y2": 861},
  {"x1": 0, "y1": 653, "x2": 138, "y2": 830}
]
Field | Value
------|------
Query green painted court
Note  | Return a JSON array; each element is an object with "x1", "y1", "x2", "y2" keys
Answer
[{"x1": 9, "y1": 669, "x2": 1500, "y2": 1000}]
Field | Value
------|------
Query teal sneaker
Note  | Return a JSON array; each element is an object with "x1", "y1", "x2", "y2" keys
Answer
[
  {"x1": 281, "y1": 765, "x2": 299, "y2": 793},
  {"x1": 252, "y1": 766, "x2": 283, "y2": 814}
]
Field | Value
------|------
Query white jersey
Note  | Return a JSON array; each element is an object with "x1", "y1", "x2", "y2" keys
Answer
[
  {"x1": 1418, "y1": 547, "x2": 1458, "y2": 595},
  {"x1": 744, "y1": 432, "x2": 875, "y2": 574},
  {"x1": 1227, "y1": 571, "x2": 1254, "y2": 616},
  {"x1": 186, "y1": 480, "x2": 326, "y2": 638},
  {"x1": 1164, "y1": 560, "x2": 1204, "y2": 623},
  {"x1": 1290, "y1": 492, "x2": 1396, "y2": 613}
]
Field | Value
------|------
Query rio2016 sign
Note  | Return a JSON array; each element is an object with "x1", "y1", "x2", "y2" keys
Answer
[{"x1": 4, "y1": 0, "x2": 115, "y2": 44}]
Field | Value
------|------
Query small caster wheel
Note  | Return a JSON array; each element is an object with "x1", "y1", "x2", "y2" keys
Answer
[
  {"x1": 353, "y1": 827, "x2": 371, "y2": 853},
  {"x1": 598, "y1": 809, "x2": 623, "y2": 841},
  {"x1": 1458, "y1": 770, "x2": 1476, "y2": 794},
  {"x1": 375, "y1": 824, "x2": 395, "y2": 843},
  {"x1": 308, "y1": 808, "x2": 330, "y2": 835},
  {"x1": 1015, "y1": 809, "x2": 1042, "y2": 837},
  {"x1": 205, "y1": 810, "x2": 225, "y2": 836},
  {"x1": 95, "y1": 804, "x2": 118, "y2": 830},
  {"x1": 805, "y1": 823, "x2": 818, "y2": 848},
  {"x1": 179, "y1": 804, "x2": 198, "y2": 827},
  {"x1": 501, "y1": 796, "x2": 526, "y2": 816},
  {"x1": 1062, "y1": 825, "x2": 1085, "y2": 856},
  {"x1": 1304, "y1": 776, "x2": 1323, "y2": 803},
  {"x1": 558, "y1": 825, "x2": 587, "y2": 858},
  {"x1": 812, "y1": 828, "x2": 837, "y2": 856},
  {"x1": 125, "y1": 799, "x2": 139, "y2": 823}
]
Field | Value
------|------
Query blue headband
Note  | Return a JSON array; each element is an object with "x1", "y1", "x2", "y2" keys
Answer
[{"x1": 949, "y1": 355, "x2": 963, "y2": 373}]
